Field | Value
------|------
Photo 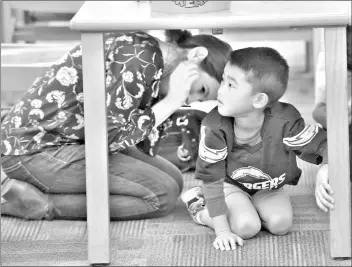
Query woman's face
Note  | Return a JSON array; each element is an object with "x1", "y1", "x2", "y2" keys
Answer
[{"x1": 186, "y1": 69, "x2": 220, "y2": 104}]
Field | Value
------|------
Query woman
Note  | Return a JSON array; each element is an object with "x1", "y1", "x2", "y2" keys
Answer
[{"x1": 1, "y1": 30, "x2": 232, "y2": 220}]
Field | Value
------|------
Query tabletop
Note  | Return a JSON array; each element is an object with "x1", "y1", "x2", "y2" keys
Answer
[{"x1": 70, "y1": 1, "x2": 351, "y2": 32}]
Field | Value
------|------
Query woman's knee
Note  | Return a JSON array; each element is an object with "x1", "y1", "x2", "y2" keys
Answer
[
  {"x1": 265, "y1": 213, "x2": 293, "y2": 235},
  {"x1": 229, "y1": 214, "x2": 261, "y2": 239},
  {"x1": 119, "y1": 147, "x2": 184, "y2": 194},
  {"x1": 172, "y1": 170, "x2": 184, "y2": 194},
  {"x1": 157, "y1": 156, "x2": 184, "y2": 194},
  {"x1": 155, "y1": 179, "x2": 180, "y2": 216}
]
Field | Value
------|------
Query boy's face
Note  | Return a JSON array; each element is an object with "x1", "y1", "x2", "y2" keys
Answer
[{"x1": 217, "y1": 63, "x2": 256, "y2": 117}]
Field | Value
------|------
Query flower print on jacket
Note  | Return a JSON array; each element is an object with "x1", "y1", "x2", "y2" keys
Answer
[
  {"x1": 71, "y1": 45, "x2": 82, "y2": 57},
  {"x1": 116, "y1": 35, "x2": 133, "y2": 43},
  {"x1": 31, "y1": 99, "x2": 43, "y2": 109},
  {"x1": 76, "y1": 93, "x2": 84, "y2": 103},
  {"x1": 3, "y1": 140, "x2": 12, "y2": 156},
  {"x1": 122, "y1": 71, "x2": 134, "y2": 83},
  {"x1": 56, "y1": 66, "x2": 79, "y2": 87},
  {"x1": 1, "y1": 31, "x2": 165, "y2": 156},
  {"x1": 28, "y1": 109, "x2": 45, "y2": 121},
  {"x1": 10, "y1": 116, "x2": 22, "y2": 129},
  {"x1": 46, "y1": 90, "x2": 66, "y2": 108},
  {"x1": 12, "y1": 101, "x2": 25, "y2": 114},
  {"x1": 72, "y1": 114, "x2": 84, "y2": 130}
]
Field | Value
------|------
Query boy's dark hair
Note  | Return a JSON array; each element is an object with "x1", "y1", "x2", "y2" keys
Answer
[
  {"x1": 229, "y1": 47, "x2": 289, "y2": 106},
  {"x1": 165, "y1": 30, "x2": 232, "y2": 83}
]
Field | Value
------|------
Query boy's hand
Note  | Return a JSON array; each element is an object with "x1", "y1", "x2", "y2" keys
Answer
[
  {"x1": 213, "y1": 230, "x2": 244, "y2": 251},
  {"x1": 315, "y1": 164, "x2": 334, "y2": 212}
]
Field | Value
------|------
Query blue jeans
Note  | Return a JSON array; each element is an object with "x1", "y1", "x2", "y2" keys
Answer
[{"x1": 1, "y1": 145, "x2": 184, "y2": 220}]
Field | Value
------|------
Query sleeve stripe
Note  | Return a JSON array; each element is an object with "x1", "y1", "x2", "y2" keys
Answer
[
  {"x1": 198, "y1": 126, "x2": 227, "y2": 163},
  {"x1": 283, "y1": 125, "x2": 319, "y2": 147}
]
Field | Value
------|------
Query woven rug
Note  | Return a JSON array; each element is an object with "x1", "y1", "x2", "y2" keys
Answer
[
  {"x1": 1, "y1": 158, "x2": 351, "y2": 266},
  {"x1": 1, "y1": 75, "x2": 351, "y2": 266}
]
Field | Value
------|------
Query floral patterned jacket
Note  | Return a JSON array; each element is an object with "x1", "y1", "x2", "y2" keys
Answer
[{"x1": 1, "y1": 31, "x2": 172, "y2": 157}]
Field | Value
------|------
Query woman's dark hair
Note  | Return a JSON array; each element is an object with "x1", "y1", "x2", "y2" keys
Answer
[{"x1": 165, "y1": 30, "x2": 232, "y2": 83}]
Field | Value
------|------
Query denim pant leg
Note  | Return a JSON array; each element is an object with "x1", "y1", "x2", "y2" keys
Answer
[
  {"x1": 120, "y1": 146, "x2": 184, "y2": 194},
  {"x1": 1, "y1": 144, "x2": 183, "y2": 220}
]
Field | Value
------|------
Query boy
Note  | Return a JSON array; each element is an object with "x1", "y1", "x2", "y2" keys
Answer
[{"x1": 181, "y1": 47, "x2": 332, "y2": 251}]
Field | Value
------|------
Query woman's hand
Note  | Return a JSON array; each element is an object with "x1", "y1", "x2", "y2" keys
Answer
[
  {"x1": 315, "y1": 164, "x2": 334, "y2": 212},
  {"x1": 166, "y1": 61, "x2": 199, "y2": 106},
  {"x1": 152, "y1": 62, "x2": 198, "y2": 127},
  {"x1": 213, "y1": 230, "x2": 244, "y2": 251}
]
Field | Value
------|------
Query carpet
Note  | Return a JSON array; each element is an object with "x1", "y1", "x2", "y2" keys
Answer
[
  {"x1": 1, "y1": 158, "x2": 351, "y2": 266},
  {"x1": 1, "y1": 73, "x2": 351, "y2": 266}
]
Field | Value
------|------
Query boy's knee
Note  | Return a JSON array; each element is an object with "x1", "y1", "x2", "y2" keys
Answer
[
  {"x1": 265, "y1": 214, "x2": 293, "y2": 236},
  {"x1": 230, "y1": 216, "x2": 261, "y2": 239}
]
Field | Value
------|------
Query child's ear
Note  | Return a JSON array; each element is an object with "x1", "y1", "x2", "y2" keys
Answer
[
  {"x1": 187, "y1": 47, "x2": 208, "y2": 64},
  {"x1": 253, "y1": 93, "x2": 269, "y2": 109}
]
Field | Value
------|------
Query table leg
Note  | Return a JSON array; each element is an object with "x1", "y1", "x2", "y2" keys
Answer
[
  {"x1": 0, "y1": 1, "x2": 15, "y2": 43},
  {"x1": 81, "y1": 32, "x2": 110, "y2": 265},
  {"x1": 324, "y1": 26, "x2": 351, "y2": 259}
]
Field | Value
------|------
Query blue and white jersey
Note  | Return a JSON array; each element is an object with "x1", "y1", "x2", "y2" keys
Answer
[{"x1": 195, "y1": 101, "x2": 327, "y2": 217}]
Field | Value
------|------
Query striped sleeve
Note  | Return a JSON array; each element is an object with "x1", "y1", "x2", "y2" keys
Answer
[
  {"x1": 195, "y1": 124, "x2": 228, "y2": 182},
  {"x1": 283, "y1": 117, "x2": 328, "y2": 165},
  {"x1": 195, "y1": 117, "x2": 228, "y2": 218}
]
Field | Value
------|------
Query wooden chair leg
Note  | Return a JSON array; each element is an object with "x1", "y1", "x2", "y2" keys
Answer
[
  {"x1": 324, "y1": 26, "x2": 351, "y2": 259},
  {"x1": 81, "y1": 32, "x2": 110, "y2": 265}
]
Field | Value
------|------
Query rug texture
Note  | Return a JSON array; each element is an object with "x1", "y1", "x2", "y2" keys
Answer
[{"x1": 1, "y1": 158, "x2": 351, "y2": 266}]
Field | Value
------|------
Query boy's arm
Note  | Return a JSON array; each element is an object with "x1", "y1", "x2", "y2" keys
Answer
[
  {"x1": 202, "y1": 179, "x2": 232, "y2": 235},
  {"x1": 195, "y1": 117, "x2": 228, "y2": 218},
  {"x1": 195, "y1": 124, "x2": 232, "y2": 234},
  {"x1": 283, "y1": 117, "x2": 328, "y2": 165}
]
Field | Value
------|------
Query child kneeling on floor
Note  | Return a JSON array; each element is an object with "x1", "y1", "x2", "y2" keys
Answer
[{"x1": 182, "y1": 47, "x2": 331, "y2": 251}]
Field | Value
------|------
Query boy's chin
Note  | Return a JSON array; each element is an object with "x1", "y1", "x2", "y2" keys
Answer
[
  {"x1": 217, "y1": 106, "x2": 228, "y2": 116},
  {"x1": 218, "y1": 107, "x2": 237, "y2": 117}
]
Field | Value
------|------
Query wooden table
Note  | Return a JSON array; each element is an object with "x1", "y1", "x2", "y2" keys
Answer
[{"x1": 70, "y1": 1, "x2": 351, "y2": 264}]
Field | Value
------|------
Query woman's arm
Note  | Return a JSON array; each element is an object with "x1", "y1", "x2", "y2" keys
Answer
[
  {"x1": 152, "y1": 61, "x2": 200, "y2": 127},
  {"x1": 105, "y1": 35, "x2": 164, "y2": 152},
  {"x1": 106, "y1": 34, "x2": 200, "y2": 154}
]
